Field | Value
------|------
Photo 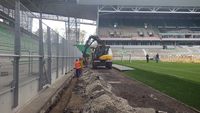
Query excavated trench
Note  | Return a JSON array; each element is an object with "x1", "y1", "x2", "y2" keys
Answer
[
  {"x1": 45, "y1": 68, "x2": 198, "y2": 113},
  {"x1": 46, "y1": 69, "x2": 155, "y2": 113}
]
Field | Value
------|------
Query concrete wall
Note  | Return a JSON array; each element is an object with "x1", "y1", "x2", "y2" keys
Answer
[
  {"x1": 0, "y1": 66, "x2": 72, "y2": 113},
  {"x1": 0, "y1": 77, "x2": 39, "y2": 113},
  {"x1": 18, "y1": 78, "x2": 39, "y2": 108},
  {"x1": 0, "y1": 90, "x2": 13, "y2": 113},
  {"x1": 51, "y1": 72, "x2": 57, "y2": 83}
]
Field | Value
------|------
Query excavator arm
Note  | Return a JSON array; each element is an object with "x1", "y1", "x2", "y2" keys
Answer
[
  {"x1": 82, "y1": 35, "x2": 104, "y2": 58},
  {"x1": 82, "y1": 35, "x2": 112, "y2": 69}
]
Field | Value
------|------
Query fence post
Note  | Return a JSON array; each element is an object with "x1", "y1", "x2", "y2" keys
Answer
[
  {"x1": 75, "y1": 18, "x2": 78, "y2": 60},
  {"x1": 13, "y1": 0, "x2": 20, "y2": 107},
  {"x1": 68, "y1": 17, "x2": 71, "y2": 70},
  {"x1": 28, "y1": 51, "x2": 31, "y2": 76},
  {"x1": 96, "y1": 6, "x2": 99, "y2": 35},
  {"x1": 69, "y1": 42, "x2": 71, "y2": 70},
  {"x1": 38, "y1": 12, "x2": 44, "y2": 91},
  {"x1": 56, "y1": 34, "x2": 59, "y2": 79},
  {"x1": 66, "y1": 39, "x2": 69, "y2": 73},
  {"x1": 64, "y1": 38, "x2": 67, "y2": 74},
  {"x1": 65, "y1": 21, "x2": 68, "y2": 73},
  {"x1": 47, "y1": 27, "x2": 51, "y2": 84},
  {"x1": 62, "y1": 38, "x2": 64, "y2": 74},
  {"x1": 30, "y1": 52, "x2": 33, "y2": 75}
]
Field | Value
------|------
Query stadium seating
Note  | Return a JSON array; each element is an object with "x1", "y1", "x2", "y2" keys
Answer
[
  {"x1": 111, "y1": 45, "x2": 200, "y2": 63},
  {"x1": 0, "y1": 22, "x2": 40, "y2": 89},
  {"x1": 0, "y1": 22, "x2": 39, "y2": 54},
  {"x1": 99, "y1": 26, "x2": 160, "y2": 39},
  {"x1": 99, "y1": 17, "x2": 200, "y2": 41}
]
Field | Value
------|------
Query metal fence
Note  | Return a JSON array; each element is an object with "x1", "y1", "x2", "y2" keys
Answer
[{"x1": 0, "y1": 0, "x2": 81, "y2": 109}]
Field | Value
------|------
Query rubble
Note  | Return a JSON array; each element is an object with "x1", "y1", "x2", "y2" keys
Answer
[{"x1": 75, "y1": 70, "x2": 156, "y2": 113}]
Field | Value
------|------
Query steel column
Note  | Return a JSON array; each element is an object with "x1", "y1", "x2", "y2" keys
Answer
[
  {"x1": 28, "y1": 51, "x2": 31, "y2": 76},
  {"x1": 64, "y1": 38, "x2": 67, "y2": 74},
  {"x1": 38, "y1": 12, "x2": 44, "y2": 90},
  {"x1": 68, "y1": 17, "x2": 71, "y2": 70},
  {"x1": 65, "y1": 22, "x2": 68, "y2": 72},
  {"x1": 75, "y1": 18, "x2": 78, "y2": 42},
  {"x1": 66, "y1": 39, "x2": 69, "y2": 72},
  {"x1": 72, "y1": 23, "x2": 74, "y2": 68},
  {"x1": 56, "y1": 34, "x2": 59, "y2": 78},
  {"x1": 47, "y1": 27, "x2": 51, "y2": 84},
  {"x1": 13, "y1": 0, "x2": 20, "y2": 108},
  {"x1": 75, "y1": 18, "x2": 78, "y2": 58},
  {"x1": 96, "y1": 6, "x2": 100, "y2": 35},
  {"x1": 61, "y1": 38, "x2": 64, "y2": 74}
]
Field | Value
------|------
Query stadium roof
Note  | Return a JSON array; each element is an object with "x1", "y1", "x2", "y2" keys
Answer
[
  {"x1": 20, "y1": 0, "x2": 200, "y2": 20},
  {"x1": 20, "y1": 0, "x2": 97, "y2": 20},
  {"x1": 78, "y1": 0, "x2": 200, "y2": 7}
]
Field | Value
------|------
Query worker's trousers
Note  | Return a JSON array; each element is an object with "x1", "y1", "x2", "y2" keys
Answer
[{"x1": 75, "y1": 69, "x2": 81, "y2": 78}]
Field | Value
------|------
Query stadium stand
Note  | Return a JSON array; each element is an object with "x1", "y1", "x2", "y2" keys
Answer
[
  {"x1": 0, "y1": 22, "x2": 39, "y2": 54},
  {"x1": 0, "y1": 21, "x2": 40, "y2": 90},
  {"x1": 98, "y1": 13, "x2": 200, "y2": 46},
  {"x1": 98, "y1": 13, "x2": 200, "y2": 62},
  {"x1": 111, "y1": 45, "x2": 200, "y2": 63}
]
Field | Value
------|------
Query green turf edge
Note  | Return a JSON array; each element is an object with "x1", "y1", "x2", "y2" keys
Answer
[{"x1": 114, "y1": 61, "x2": 200, "y2": 111}]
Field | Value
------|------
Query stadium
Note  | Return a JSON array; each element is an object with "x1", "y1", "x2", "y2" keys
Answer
[
  {"x1": 95, "y1": 4, "x2": 200, "y2": 62},
  {"x1": 0, "y1": 0, "x2": 200, "y2": 113}
]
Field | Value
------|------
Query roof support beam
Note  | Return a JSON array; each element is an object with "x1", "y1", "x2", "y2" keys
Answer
[
  {"x1": 99, "y1": 5, "x2": 200, "y2": 14},
  {"x1": 29, "y1": 13, "x2": 96, "y2": 25}
]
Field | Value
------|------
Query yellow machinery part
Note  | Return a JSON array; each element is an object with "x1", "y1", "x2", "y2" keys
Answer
[{"x1": 99, "y1": 55, "x2": 113, "y2": 60}]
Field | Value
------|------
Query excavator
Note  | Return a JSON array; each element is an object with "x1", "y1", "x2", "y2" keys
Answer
[{"x1": 82, "y1": 35, "x2": 112, "y2": 69}]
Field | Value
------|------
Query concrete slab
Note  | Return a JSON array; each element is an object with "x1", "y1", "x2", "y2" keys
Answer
[
  {"x1": 108, "y1": 81, "x2": 121, "y2": 84},
  {"x1": 112, "y1": 64, "x2": 134, "y2": 71}
]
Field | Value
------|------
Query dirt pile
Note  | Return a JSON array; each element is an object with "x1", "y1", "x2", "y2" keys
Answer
[{"x1": 73, "y1": 70, "x2": 156, "y2": 113}]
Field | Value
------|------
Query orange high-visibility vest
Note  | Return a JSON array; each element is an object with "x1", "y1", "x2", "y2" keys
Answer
[{"x1": 74, "y1": 61, "x2": 81, "y2": 69}]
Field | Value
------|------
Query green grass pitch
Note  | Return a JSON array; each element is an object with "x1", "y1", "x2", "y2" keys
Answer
[{"x1": 114, "y1": 60, "x2": 200, "y2": 110}]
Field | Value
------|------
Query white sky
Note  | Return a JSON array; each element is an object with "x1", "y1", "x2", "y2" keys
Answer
[
  {"x1": 32, "y1": 19, "x2": 96, "y2": 43},
  {"x1": 80, "y1": 24, "x2": 96, "y2": 42}
]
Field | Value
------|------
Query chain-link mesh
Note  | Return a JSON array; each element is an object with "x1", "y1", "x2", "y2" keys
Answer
[
  {"x1": 0, "y1": 1, "x2": 81, "y2": 109},
  {"x1": 0, "y1": 0, "x2": 15, "y2": 91},
  {"x1": 19, "y1": 3, "x2": 39, "y2": 81}
]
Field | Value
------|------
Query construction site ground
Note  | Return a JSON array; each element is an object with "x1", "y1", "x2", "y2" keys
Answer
[{"x1": 48, "y1": 67, "x2": 198, "y2": 113}]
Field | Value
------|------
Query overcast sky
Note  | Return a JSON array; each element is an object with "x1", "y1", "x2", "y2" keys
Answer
[{"x1": 32, "y1": 19, "x2": 96, "y2": 43}]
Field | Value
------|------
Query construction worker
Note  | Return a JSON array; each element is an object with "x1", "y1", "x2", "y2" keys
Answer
[
  {"x1": 146, "y1": 54, "x2": 149, "y2": 63},
  {"x1": 74, "y1": 59, "x2": 81, "y2": 78},
  {"x1": 79, "y1": 57, "x2": 84, "y2": 76},
  {"x1": 156, "y1": 53, "x2": 159, "y2": 63}
]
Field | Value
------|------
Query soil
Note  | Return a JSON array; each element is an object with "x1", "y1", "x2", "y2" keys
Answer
[
  {"x1": 48, "y1": 78, "x2": 78, "y2": 113},
  {"x1": 96, "y1": 68, "x2": 199, "y2": 113},
  {"x1": 47, "y1": 68, "x2": 199, "y2": 113}
]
